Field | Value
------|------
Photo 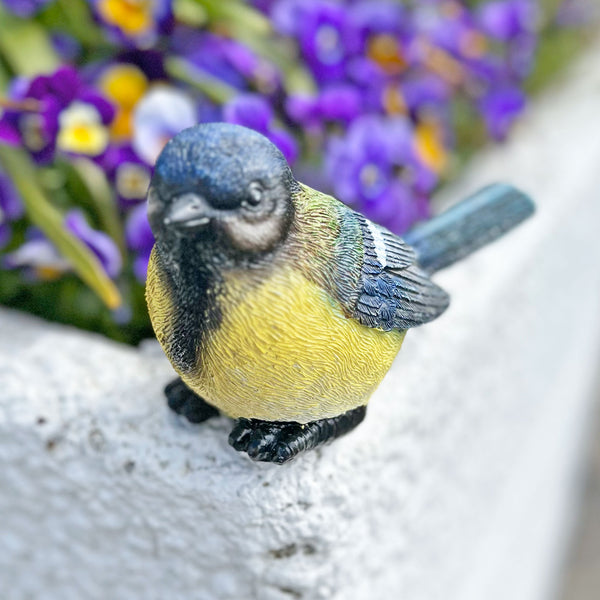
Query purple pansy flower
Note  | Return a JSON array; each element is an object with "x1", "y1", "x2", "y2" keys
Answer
[
  {"x1": 477, "y1": 0, "x2": 537, "y2": 42},
  {"x1": 402, "y1": 74, "x2": 452, "y2": 115},
  {"x1": 51, "y1": 33, "x2": 82, "y2": 62},
  {"x1": 410, "y1": 1, "x2": 494, "y2": 86},
  {"x1": 326, "y1": 115, "x2": 434, "y2": 233},
  {"x1": 125, "y1": 202, "x2": 154, "y2": 281},
  {"x1": 251, "y1": 0, "x2": 276, "y2": 13},
  {"x1": 273, "y1": 0, "x2": 360, "y2": 83},
  {"x1": 0, "y1": 168, "x2": 23, "y2": 249},
  {"x1": 413, "y1": 1, "x2": 472, "y2": 57},
  {"x1": 0, "y1": 120, "x2": 20, "y2": 147},
  {"x1": 351, "y1": 0, "x2": 408, "y2": 42},
  {"x1": 3, "y1": 229, "x2": 70, "y2": 279},
  {"x1": 506, "y1": 32, "x2": 537, "y2": 80},
  {"x1": 478, "y1": 86, "x2": 526, "y2": 141},
  {"x1": 4, "y1": 210, "x2": 122, "y2": 279},
  {"x1": 286, "y1": 84, "x2": 363, "y2": 129},
  {"x1": 311, "y1": 84, "x2": 363, "y2": 123},
  {"x1": 99, "y1": 144, "x2": 152, "y2": 208},
  {"x1": 477, "y1": 0, "x2": 538, "y2": 80},
  {"x1": 0, "y1": 0, "x2": 52, "y2": 17},
  {"x1": 0, "y1": 0, "x2": 568, "y2": 322},
  {"x1": 171, "y1": 30, "x2": 247, "y2": 90},
  {"x1": 114, "y1": 49, "x2": 167, "y2": 81},
  {"x1": 0, "y1": 95, "x2": 60, "y2": 165},
  {"x1": 0, "y1": 66, "x2": 115, "y2": 164},
  {"x1": 65, "y1": 210, "x2": 122, "y2": 278},
  {"x1": 92, "y1": 0, "x2": 174, "y2": 48},
  {"x1": 349, "y1": 0, "x2": 412, "y2": 76},
  {"x1": 172, "y1": 29, "x2": 279, "y2": 93},
  {"x1": 224, "y1": 94, "x2": 298, "y2": 163}
]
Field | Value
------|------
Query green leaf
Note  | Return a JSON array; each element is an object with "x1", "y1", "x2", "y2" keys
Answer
[
  {"x1": 197, "y1": 0, "x2": 271, "y2": 37},
  {"x1": 53, "y1": 0, "x2": 106, "y2": 49},
  {"x1": 0, "y1": 61, "x2": 9, "y2": 93},
  {"x1": 174, "y1": 0, "x2": 208, "y2": 27},
  {"x1": 0, "y1": 145, "x2": 122, "y2": 310},
  {"x1": 62, "y1": 158, "x2": 127, "y2": 256},
  {"x1": 0, "y1": 10, "x2": 60, "y2": 76},
  {"x1": 525, "y1": 28, "x2": 592, "y2": 94}
]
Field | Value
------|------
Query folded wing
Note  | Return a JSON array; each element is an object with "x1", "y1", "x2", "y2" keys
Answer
[{"x1": 349, "y1": 213, "x2": 450, "y2": 331}]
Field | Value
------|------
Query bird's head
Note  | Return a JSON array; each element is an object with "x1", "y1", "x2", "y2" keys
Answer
[{"x1": 147, "y1": 123, "x2": 297, "y2": 266}]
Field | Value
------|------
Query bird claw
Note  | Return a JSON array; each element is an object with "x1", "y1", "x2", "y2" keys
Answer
[
  {"x1": 228, "y1": 419, "x2": 301, "y2": 464},
  {"x1": 228, "y1": 418, "x2": 255, "y2": 451},
  {"x1": 164, "y1": 378, "x2": 219, "y2": 424},
  {"x1": 228, "y1": 406, "x2": 367, "y2": 464}
]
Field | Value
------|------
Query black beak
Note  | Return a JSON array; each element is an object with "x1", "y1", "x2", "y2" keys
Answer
[{"x1": 163, "y1": 193, "x2": 212, "y2": 230}]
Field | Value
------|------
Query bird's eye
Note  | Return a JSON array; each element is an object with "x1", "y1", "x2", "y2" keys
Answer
[{"x1": 245, "y1": 181, "x2": 264, "y2": 206}]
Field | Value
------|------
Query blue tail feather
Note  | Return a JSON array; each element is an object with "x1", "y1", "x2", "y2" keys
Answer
[{"x1": 403, "y1": 183, "x2": 535, "y2": 274}]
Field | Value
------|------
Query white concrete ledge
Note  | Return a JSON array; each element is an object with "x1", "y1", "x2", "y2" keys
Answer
[{"x1": 2, "y1": 40, "x2": 600, "y2": 600}]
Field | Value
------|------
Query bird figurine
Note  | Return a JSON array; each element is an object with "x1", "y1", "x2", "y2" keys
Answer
[{"x1": 145, "y1": 123, "x2": 534, "y2": 464}]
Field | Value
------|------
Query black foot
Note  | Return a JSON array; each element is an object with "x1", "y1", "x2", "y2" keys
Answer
[
  {"x1": 228, "y1": 406, "x2": 367, "y2": 464},
  {"x1": 165, "y1": 378, "x2": 219, "y2": 424}
]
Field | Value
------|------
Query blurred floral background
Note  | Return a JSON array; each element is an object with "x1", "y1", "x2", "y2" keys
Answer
[{"x1": 0, "y1": 0, "x2": 596, "y2": 343}]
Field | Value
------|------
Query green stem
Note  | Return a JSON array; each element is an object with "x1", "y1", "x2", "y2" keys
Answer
[
  {"x1": 0, "y1": 145, "x2": 122, "y2": 310},
  {"x1": 198, "y1": 0, "x2": 271, "y2": 36},
  {"x1": 55, "y1": 0, "x2": 107, "y2": 49},
  {"x1": 0, "y1": 10, "x2": 60, "y2": 76},
  {"x1": 64, "y1": 157, "x2": 127, "y2": 257}
]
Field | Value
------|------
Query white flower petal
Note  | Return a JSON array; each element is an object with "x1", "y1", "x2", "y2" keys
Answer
[{"x1": 133, "y1": 86, "x2": 198, "y2": 165}]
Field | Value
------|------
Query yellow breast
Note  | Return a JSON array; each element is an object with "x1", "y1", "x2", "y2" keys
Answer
[{"x1": 178, "y1": 265, "x2": 405, "y2": 423}]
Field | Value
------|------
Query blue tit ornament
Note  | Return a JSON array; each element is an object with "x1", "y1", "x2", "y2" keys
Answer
[{"x1": 145, "y1": 123, "x2": 534, "y2": 464}]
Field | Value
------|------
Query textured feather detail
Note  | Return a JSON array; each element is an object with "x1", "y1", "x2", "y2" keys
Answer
[
  {"x1": 365, "y1": 220, "x2": 416, "y2": 270},
  {"x1": 403, "y1": 183, "x2": 534, "y2": 273},
  {"x1": 177, "y1": 265, "x2": 406, "y2": 422},
  {"x1": 353, "y1": 214, "x2": 450, "y2": 331}
]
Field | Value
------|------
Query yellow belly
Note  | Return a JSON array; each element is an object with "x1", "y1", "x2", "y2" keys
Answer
[{"x1": 178, "y1": 265, "x2": 405, "y2": 422}]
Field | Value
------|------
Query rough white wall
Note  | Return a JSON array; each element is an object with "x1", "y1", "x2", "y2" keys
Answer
[{"x1": 2, "y1": 41, "x2": 600, "y2": 600}]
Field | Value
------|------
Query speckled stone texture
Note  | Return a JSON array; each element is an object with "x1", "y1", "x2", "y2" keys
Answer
[{"x1": 2, "y1": 41, "x2": 600, "y2": 600}]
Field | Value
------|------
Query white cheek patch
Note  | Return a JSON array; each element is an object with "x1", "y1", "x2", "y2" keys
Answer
[
  {"x1": 224, "y1": 217, "x2": 282, "y2": 252},
  {"x1": 367, "y1": 221, "x2": 388, "y2": 267}
]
